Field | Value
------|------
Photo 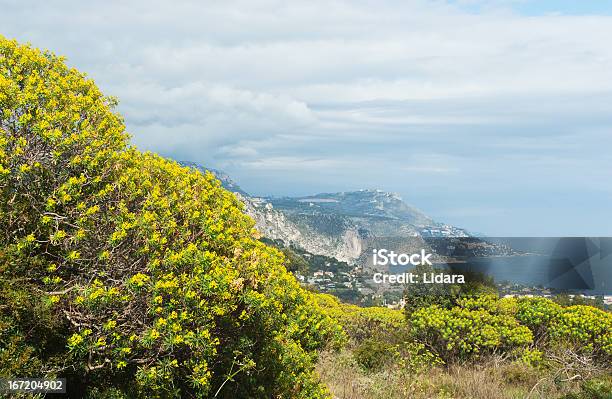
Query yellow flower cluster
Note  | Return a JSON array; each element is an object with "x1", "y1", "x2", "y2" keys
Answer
[{"x1": 411, "y1": 298, "x2": 533, "y2": 360}]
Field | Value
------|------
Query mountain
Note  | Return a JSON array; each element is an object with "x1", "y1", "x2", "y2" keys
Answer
[
  {"x1": 180, "y1": 161, "x2": 249, "y2": 196},
  {"x1": 268, "y1": 190, "x2": 432, "y2": 235},
  {"x1": 180, "y1": 161, "x2": 469, "y2": 263}
]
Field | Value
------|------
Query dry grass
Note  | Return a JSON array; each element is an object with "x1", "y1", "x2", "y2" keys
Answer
[{"x1": 316, "y1": 349, "x2": 611, "y2": 399}]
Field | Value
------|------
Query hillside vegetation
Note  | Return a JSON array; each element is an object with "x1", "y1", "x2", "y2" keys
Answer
[{"x1": 317, "y1": 294, "x2": 611, "y2": 399}]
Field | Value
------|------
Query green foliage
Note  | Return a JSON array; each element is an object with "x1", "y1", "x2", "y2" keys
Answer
[
  {"x1": 516, "y1": 297, "x2": 612, "y2": 358},
  {"x1": 396, "y1": 341, "x2": 444, "y2": 373},
  {"x1": 319, "y1": 293, "x2": 610, "y2": 398},
  {"x1": 265, "y1": 241, "x2": 352, "y2": 276},
  {"x1": 499, "y1": 362, "x2": 539, "y2": 386},
  {"x1": 516, "y1": 297, "x2": 563, "y2": 341},
  {"x1": 411, "y1": 295, "x2": 611, "y2": 364},
  {"x1": 0, "y1": 36, "x2": 341, "y2": 398},
  {"x1": 0, "y1": 256, "x2": 67, "y2": 379},
  {"x1": 553, "y1": 294, "x2": 607, "y2": 310},
  {"x1": 402, "y1": 265, "x2": 458, "y2": 316},
  {"x1": 403, "y1": 264, "x2": 497, "y2": 317},
  {"x1": 352, "y1": 337, "x2": 442, "y2": 374},
  {"x1": 317, "y1": 294, "x2": 442, "y2": 375},
  {"x1": 315, "y1": 293, "x2": 404, "y2": 341},
  {"x1": 353, "y1": 338, "x2": 398, "y2": 371},
  {"x1": 280, "y1": 246, "x2": 310, "y2": 275},
  {"x1": 410, "y1": 295, "x2": 533, "y2": 361},
  {"x1": 516, "y1": 347, "x2": 543, "y2": 367},
  {"x1": 561, "y1": 375, "x2": 612, "y2": 399},
  {"x1": 551, "y1": 305, "x2": 612, "y2": 356}
]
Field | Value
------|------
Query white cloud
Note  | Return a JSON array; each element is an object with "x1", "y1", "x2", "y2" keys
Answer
[{"x1": 3, "y1": 0, "x2": 612, "y2": 234}]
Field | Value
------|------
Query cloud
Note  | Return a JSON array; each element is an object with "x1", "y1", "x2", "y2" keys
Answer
[{"x1": 3, "y1": 0, "x2": 612, "y2": 235}]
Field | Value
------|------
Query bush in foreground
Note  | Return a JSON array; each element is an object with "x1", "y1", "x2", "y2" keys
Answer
[{"x1": 0, "y1": 36, "x2": 341, "y2": 398}]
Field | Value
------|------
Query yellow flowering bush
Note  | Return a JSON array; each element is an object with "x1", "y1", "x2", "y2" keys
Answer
[
  {"x1": 409, "y1": 295, "x2": 530, "y2": 362},
  {"x1": 551, "y1": 305, "x2": 611, "y2": 356},
  {"x1": 515, "y1": 297, "x2": 562, "y2": 342},
  {"x1": 0, "y1": 36, "x2": 341, "y2": 398},
  {"x1": 410, "y1": 303, "x2": 533, "y2": 361},
  {"x1": 315, "y1": 293, "x2": 403, "y2": 341},
  {"x1": 411, "y1": 295, "x2": 611, "y2": 364},
  {"x1": 517, "y1": 298, "x2": 611, "y2": 358}
]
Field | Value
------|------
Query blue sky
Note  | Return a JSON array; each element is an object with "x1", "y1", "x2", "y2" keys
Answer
[
  {"x1": 519, "y1": 1, "x2": 612, "y2": 15},
  {"x1": 451, "y1": 0, "x2": 612, "y2": 15},
  {"x1": 2, "y1": 0, "x2": 612, "y2": 235}
]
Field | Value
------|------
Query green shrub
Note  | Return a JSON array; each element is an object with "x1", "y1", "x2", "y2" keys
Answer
[
  {"x1": 550, "y1": 305, "x2": 612, "y2": 357},
  {"x1": 353, "y1": 338, "x2": 398, "y2": 371},
  {"x1": 579, "y1": 377, "x2": 612, "y2": 399},
  {"x1": 315, "y1": 293, "x2": 404, "y2": 341},
  {"x1": 397, "y1": 341, "x2": 444, "y2": 373},
  {"x1": 516, "y1": 297, "x2": 562, "y2": 343},
  {"x1": 500, "y1": 362, "x2": 539, "y2": 385},
  {"x1": 410, "y1": 303, "x2": 533, "y2": 361},
  {"x1": 412, "y1": 296, "x2": 611, "y2": 365},
  {"x1": 403, "y1": 265, "x2": 498, "y2": 317},
  {"x1": 456, "y1": 294, "x2": 518, "y2": 315},
  {"x1": 516, "y1": 347, "x2": 543, "y2": 367},
  {"x1": 517, "y1": 298, "x2": 611, "y2": 358},
  {"x1": 0, "y1": 36, "x2": 341, "y2": 398},
  {"x1": 561, "y1": 375, "x2": 612, "y2": 399}
]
